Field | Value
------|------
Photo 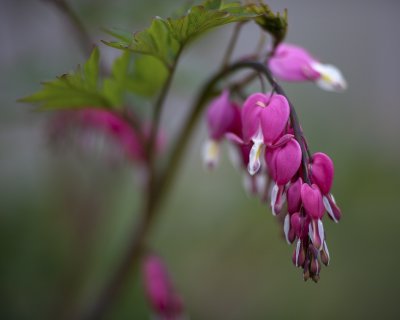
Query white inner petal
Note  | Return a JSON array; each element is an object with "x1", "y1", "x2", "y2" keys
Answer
[
  {"x1": 323, "y1": 195, "x2": 338, "y2": 223},
  {"x1": 323, "y1": 241, "x2": 330, "y2": 263},
  {"x1": 295, "y1": 239, "x2": 301, "y2": 267},
  {"x1": 284, "y1": 214, "x2": 291, "y2": 244},
  {"x1": 270, "y1": 183, "x2": 279, "y2": 216},
  {"x1": 311, "y1": 62, "x2": 347, "y2": 92},
  {"x1": 202, "y1": 139, "x2": 220, "y2": 169},
  {"x1": 247, "y1": 126, "x2": 265, "y2": 176},
  {"x1": 317, "y1": 219, "x2": 325, "y2": 251}
]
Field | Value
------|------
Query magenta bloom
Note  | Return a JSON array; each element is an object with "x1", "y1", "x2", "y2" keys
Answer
[
  {"x1": 203, "y1": 90, "x2": 241, "y2": 168},
  {"x1": 310, "y1": 152, "x2": 334, "y2": 195},
  {"x1": 206, "y1": 90, "x2": 241, "y2": 140},
  {"x1": 287, "y1": 178, "x2": 303, "y2": 214},
  {"x1": 269, "y1": 43, "x2": 321, "y2": 82},
  {"x1": 301, "y1": 183, "x2": 324, "y2": 220},
  {"x1": 265, "y1": 138, "x2": 302, "y2": 186},
  {"x1": 78, "y1": 109, "x2": 146, "y2": 161},
  {"x1": 242, "y1": 93, "x2": 290, "y2": 145},
  {"x1": 242, "y1": 92, "x2": 290, "y2": 175},
  {"x1": 48, "y1": 108, "x2": 147, "y2": 162},
  {"x1": 268, "y1": 43, "x2": 347, "y2": 92},
  {"x1": 310, "y1": 152, "x2": 342, "y2": 223},
  {"x1": 142, "y1": 255, "x2": 183, "y2": 319}
]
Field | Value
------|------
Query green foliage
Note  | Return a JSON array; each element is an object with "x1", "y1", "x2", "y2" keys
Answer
[
  {"x1": 249, "y1": 3, "x2": 288, "y2": 48},
  {"x1": 103, "y1": 0, "x2": 288, "y2": 67},
  {"x1": 20, "y1": 48, "x2": 111, "y2": 110},
  {"x1": 20, "y1": 48, "x2": 168, "y2": 110}
]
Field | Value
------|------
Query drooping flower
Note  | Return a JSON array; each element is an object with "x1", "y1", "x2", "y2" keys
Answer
[
  {"x1": 268, "y1": 43, "x2": 347, "y2": 92},
  {"x1": 266, "y1": 137, "x2": 302, "y2": 215},
  {"x1": 48, "y1": 108, "x2": 150, "y2": 163},
  {"x1": 241, "y1": 92, "x2": 290, "y2": 175},
  {"x1": 301, "y1": 183, "x2": 324, "y2": 220},
  {"x1": 142, "y1": 254, "x2": 184, "y2": 320},
  {"x1": 309, "y1": 152, "x2": 342, "y2": 222},
  {"x1": 203, "y1": 90, "x2": 241, "y2": 169}
]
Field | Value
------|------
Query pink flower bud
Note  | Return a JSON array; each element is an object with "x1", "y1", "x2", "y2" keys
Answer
[
  {"x1": 290, "y1": 212, "x2": 302, "y2": 237},
  {"x1": 308, "y1": 219, "x2": 325, "y2": 250},
  {"x1": 242, "y1": 92, "x2": 290, "y2": 145},
  {"x1": 142, "y1": 255, "x2": 183, "y2": 319},
  {"x1": 310, "y1": 152, "x2": 334, "y2": 195},
  {"x1": 292, "y1": 239, "x2": 305, "y2": 267},
  {"x1": 320, "y1": 241, "x2": 331, "y2": 266},
  {"x1": 301, "y1": 184, "x2": 324, "y2": 219},
  {"x1": 265, "y1": 138, "x2": 302, "y2": 186},
  {"x1": 287, "y1": 178, "x2": 303, "y2": 214}
]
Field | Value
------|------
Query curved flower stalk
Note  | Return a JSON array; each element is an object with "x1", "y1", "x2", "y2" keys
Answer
[{"x1": 202, "y1": 61, "x2": 345, "y2": 282}]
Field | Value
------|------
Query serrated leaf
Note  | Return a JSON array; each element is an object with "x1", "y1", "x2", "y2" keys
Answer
[
  {"x1": 20, "y1": 47, "x2": 112, "y2": 110},
  {"x1": 103, "y1": 0, "x2": 287, "y2": 67},
  {"x1": 247, "y1": 3, "x2": 288, "y2": 48}
]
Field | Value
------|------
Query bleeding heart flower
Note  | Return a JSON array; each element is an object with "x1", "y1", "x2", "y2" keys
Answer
[
  {"x1": 268, "y1": 43, "x2": 347, "y2": 92},
  {"x1": 301, "y1": 183, "x2": 325, "y2": 220}
]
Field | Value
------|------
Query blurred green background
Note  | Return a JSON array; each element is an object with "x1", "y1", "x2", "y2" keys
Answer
[{"x1": 1, "y1": 0, "x2": 400, "y2": 319}]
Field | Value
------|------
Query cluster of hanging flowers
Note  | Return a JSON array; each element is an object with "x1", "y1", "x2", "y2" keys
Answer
[{"x1": 202, "y1": 43, "x2": 346, "y2": 282}]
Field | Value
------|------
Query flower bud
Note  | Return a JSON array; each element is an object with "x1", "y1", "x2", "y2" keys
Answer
[
  {"x1": 320, "y1": 241, "x2": 331, "y2": 266},
  {"x1": 142, "y1": 254, "x2": 183, "y2": 319},
  {"x1": 308, "y1": 219, "x2": 325, "y2": 250},
  {"x1": 287, "y1": 178, "x2": 303, "y2": 214},
  {"x1": 206, "y1": 90, "x2": 240, "y2": 141}
]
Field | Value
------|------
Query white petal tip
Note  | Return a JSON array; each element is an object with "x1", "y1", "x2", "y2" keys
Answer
[{"x1": 202, "y1": 140, "x2": 220, "y2": 170}]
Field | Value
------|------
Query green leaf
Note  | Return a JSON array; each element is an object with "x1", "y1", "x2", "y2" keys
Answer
[
  {"x1": 103, "y1": 51, "x2": 168, "y2": 104},
  {"x1": 128, "y1": 55, "x2": 168, "y2": 96},
  {"x1": 19, "y1": 47, "x2": 112, "y2": 110},
  {"x1": 103, "y1": 0, "x2": 287, "y2": 67},
  {"x1": 247, "y1": 3, "x2": 288, "y2": 48}
]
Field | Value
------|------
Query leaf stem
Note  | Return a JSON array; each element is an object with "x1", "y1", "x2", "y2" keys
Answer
[
  {"x1": 222, "y1": 22, "x2": 244, "y2": 69},
  {"x1": 42, "y1": 0, "x2": 93, "y2": 56}
]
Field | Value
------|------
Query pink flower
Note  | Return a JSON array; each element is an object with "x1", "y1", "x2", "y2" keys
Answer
[
  {"x1": 48, "y1": 108, "x2": 152, "y2": 163},
  {"x1": 287, "y1": 178, "x2": 303, "y2": 214},
  {"x1": 142, "y1": 255, "x2": 183, "y2": 320},
  {"x1": 242, "y1": 92, "x2": 290, "y2": 175},
  {"x1": 265, "y1": 138, "x2": 302, "y2": 186},
  {"x1": 310, "y1": 152, "x2": 342, "y2": 223},
  {"x1": 310, "y1": 152, "x2": 334, "y2": 195},
  {"x1": 203, "y1": 90, "x2": 241, "y2": 169},
  {"x1": 265, "y1": 138, "x2": 302, "y2": 215},
  {"x1": 300, "y1": 183, "x2": 325, "y2": 220},
  {"x1": 268, "y1": 43, "x2": 347, "y2": 92}
]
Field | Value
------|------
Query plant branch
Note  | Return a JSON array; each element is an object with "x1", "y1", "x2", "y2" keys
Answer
[
  {"x1": 42, "y1": 0, "x2": 93, "y2": 56},
  {"x1": 222, "y1": 22, "x2": 244, "y2": 69},
  {"x1": 83, "y1": 59, "x2": 311, "y2": 320}
]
